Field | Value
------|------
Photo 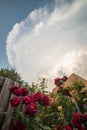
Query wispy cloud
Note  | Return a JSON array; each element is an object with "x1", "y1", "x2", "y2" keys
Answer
[{"x1": 6, "y1": 0, "x2": 87, "y2": 91}]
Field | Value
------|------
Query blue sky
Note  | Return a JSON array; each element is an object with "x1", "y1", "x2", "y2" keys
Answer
[
  {"x1": 0, "y1": 0, "x2": 87, "y2": 91},
  {"x1": 0, "y1": 0, "x2": 52, "y2": 67}
]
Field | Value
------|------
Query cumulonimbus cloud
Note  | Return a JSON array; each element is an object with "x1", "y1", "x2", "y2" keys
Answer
[{"x1": 6, "y1": 0, "x2": 87, "y2": 91}]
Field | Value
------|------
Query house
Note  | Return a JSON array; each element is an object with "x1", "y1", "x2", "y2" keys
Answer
[{"x1": 53, "y1": 73, "x2": 87, "y2": 93}]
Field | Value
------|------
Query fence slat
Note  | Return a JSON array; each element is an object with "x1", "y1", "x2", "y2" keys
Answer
[
  {"x1": 1, "y1": 94, "x2": 13, "y2": 130},
  {"x1": 0, "y1": 78, "x2": 14, "y2": 129},
  {"x1": 0, "y1": 77, "x2": 5, "y2": 92},
  {"x1": 2, "y1": 81, "x2": 20, "y2": 130},
  {"x1": 0, "y1": 77, "x2": 5, "y2": 86}
]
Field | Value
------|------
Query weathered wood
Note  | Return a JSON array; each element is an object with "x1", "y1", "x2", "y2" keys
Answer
[
  {"x1": 0, "y1": 77, "x2": 5, "y2": 92},
  {"x1": 2, "y1": 82, "x2": 20, "y2": 130},
  {"x1": 0, "y1": 78, "x2": 14, "y2": 112},
  {"x1": 0, "y1": 78, "x2": 14, "y2": 129},
  {"x1": 0, "y1": 77, "x2": 22, "y2": 130},
  {"x1": 1, "y1": 94, "x2": 14, "y2": 130},
  {"x1": 0, "y1": 77, "x2": 5, "y2": 86}
]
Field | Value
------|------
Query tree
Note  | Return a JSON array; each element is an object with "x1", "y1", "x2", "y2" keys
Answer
[{"x1": 0, "y1": 68, "x2": 23, "y2": 84}]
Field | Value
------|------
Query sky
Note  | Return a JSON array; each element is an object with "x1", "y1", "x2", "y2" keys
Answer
[{"x1": 0, "y1": 0, "x2": 87, "y2": 91}]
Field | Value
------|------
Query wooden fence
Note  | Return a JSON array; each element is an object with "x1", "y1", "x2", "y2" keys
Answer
[{"x1": 0, "y1": 77, "x2": 19, "y2": 130}]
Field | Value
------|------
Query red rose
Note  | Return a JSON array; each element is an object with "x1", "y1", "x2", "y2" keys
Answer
[
  {"x1": 11, "y1": 86, "x2": 22, "y2": 96},
  {"x1": 56, "y1": 125, "x2": 63, "y2": 130},
  {"x1": 24, "y1": 102, "x2": 37, "y2": 115},
  {"x1": 22, "y1": 87, "x2": 29, "y2": 96},
  {"x1": 81, "y1": 114, "x2": 87, "y2": 122},
  {"x1": 32, "y1": 92, "x2": 41, "y2": 102},
  {"x1": 22, "y1": 95, "x2": 33, "y2": 104},
  {"x1": 72, "y1": 112, "x2": 87, "y2": 129},
  {"x1": 54, "y1": 78, "x2": 62, "y2": 86},
  {"x1": 65, "y1": 125, "x2": 72, "y2": 130},
  {"x1": 72, "y1": 112, "x2": 82, "y2": 128},
  {"x1": 11, "y1": 86, "x2": 19, "y2": 92},
  {"x1": 84, "y1": 114, "x2": 87, "y2": 120},
  {"x1": 14, "y1": 88, "x2": 22, "y2": 96},
  {"x1": 64, "y1": 89, "x2": 72, "y2": 97},
  {"x1": 79, "y1": 127, "x2": 86, "y2": 130},
  {"x1": 10, "y1": 96, "x2": 21, "y2": 107},
  {"x1": 62, "y1": 76, "x2": 68, "y2": 82},
  {"x1": 39, "y1": 95, "x2": 50, "y2": 106},
  {"x1": 11, "y1": 121, "x2": 26, "y2": 130}
]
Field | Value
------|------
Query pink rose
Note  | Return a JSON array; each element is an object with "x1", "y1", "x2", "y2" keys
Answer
[{"x1": 10, "y1": 96, "x2": 21, "y2": 107}]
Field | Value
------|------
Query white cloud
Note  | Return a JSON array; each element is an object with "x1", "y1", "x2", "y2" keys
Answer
[
  {"x1": 50, "y1": 51, "x2": 87, "y2": 76},
  {"x1": 6, "y1": 0, "x2": 87, "y2": 91}
]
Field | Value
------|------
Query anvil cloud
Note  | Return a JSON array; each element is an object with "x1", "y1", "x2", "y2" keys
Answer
[{"x1": 6, "y1": 0, "x2": 87, "y2": 90}]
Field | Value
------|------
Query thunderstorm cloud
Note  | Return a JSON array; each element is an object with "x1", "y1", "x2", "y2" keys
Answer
[{"x1": 6, "y1": 0, "x2": 87, "y2": 91}]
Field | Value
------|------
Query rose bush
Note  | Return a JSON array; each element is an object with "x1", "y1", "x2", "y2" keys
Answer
[
  {"x1": 0, "y1": 75, "x2": 87, "y2": 130},
  {"x1": 9, "y1": 85, "x2": 51, "y2": 130},
  {"x1": 53, "y1": 76, "x2": 87, "y2": 130}
]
